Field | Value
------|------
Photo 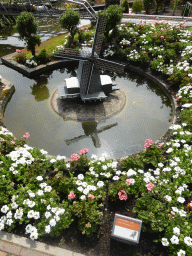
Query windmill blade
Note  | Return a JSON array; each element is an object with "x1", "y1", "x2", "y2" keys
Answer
[
  {"x1": 94, "y1": 58, "x2": 126, "y2": 74},
  {"x1": 54, "y1": 47, "x2": 94, "y2": 61},
  {"x1": 54, "y1": 48, "x2": 88, "y2": 61},
  {"x1": 97, "y1": 122, "x2": 118, "y2": 134},
  {"x1": 65, "y1": 134, "x2": 87, "y2": 145},
  {"x1": 91, "y1": 16, "x2": 107, "y2": 57}
]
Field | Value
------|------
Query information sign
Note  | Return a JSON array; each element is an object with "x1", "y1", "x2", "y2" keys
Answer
[{"x1": 111, "y1": 214, "x2": 142, "y2": 244}]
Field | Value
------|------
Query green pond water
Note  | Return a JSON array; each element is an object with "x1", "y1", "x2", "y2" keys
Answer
[{"x1": 0, "y1": 17, "x2": 172, "y2": 159}]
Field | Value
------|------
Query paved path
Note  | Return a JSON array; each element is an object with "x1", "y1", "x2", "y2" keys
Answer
[{"x1": 0, "y1": 12, "x2": 191, "y2": 256}]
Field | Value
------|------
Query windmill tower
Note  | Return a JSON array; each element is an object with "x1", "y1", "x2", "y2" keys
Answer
[{"x1": 55, "y1": 16, "x2": 126, "y2": 102}]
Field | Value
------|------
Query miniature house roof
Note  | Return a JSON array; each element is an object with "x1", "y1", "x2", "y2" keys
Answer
[
  {"x1": 65, "y1": 77, "x2": 80, "y2": 88},
  {"x1": 79, "y1": 47, "x2": 97, "y2": 58},
  {"x1": 100, "y1": 75, "x2": 112, "y2": 86}
]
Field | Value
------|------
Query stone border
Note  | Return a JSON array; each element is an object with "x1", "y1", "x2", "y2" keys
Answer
[
  {"x1": 122, "y1": 13, "x2": 192, "y2": 21},
  {"x1": 1, "y1": 52, "x2": 78, "y2": 78},
  {"x1": 0, "y1": 77, "x2": 15, "y2": 127}
]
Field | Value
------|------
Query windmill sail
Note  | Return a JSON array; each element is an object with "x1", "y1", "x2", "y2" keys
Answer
[
  {"x1": 91, "y1": 16, "x2": 107, "y2": 57},
  {"x1": 94, "y1": 58, "x2": 125, "y2": 74}
]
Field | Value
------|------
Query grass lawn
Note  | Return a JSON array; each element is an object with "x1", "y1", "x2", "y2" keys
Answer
[{"x1": 20, "y1": 24, "x2": 92, "y2": 60}]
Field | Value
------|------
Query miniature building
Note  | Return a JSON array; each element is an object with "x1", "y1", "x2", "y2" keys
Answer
[{"x1": 55, "y1": 16, "x2": 125, "y2": 102}]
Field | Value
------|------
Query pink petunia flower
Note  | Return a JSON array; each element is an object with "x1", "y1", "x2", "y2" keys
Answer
[
  {"x1": 171, "y1": 211, "x2": 175, "y2": 215},
  {"x1": 71, "y1": 153, "x2": 80, "y2": 161},
  {"x1": 68, "y1": 191, "x2": 76, "y2": 200},
  {"x1": 144, "y1": 139, "x2": 153, "y2": 148},
  {"x1": 79, "y1": 148, "x2": 89, "y2": 155},
  {"x1": 23, "y1": 132, "x2": 30, "y2": 138},
  {"x1": 16, "y1": 49, "x2": 20, "y2": 53},
  {"x1": 88, "y1": 194, "x2": 95, "y2": 200},
  {"x1": 126, "y1": 179, "x2": 131, "y2": 186},
  {"x1": 146, "y1": 182, "x2": 154, "y2": 191},
  {"x1": 118, "y1": 190, "x2": 127, "y2": 201},
  {"x1": 10, "y1": 141, "x2": 15, "y2": 145}
]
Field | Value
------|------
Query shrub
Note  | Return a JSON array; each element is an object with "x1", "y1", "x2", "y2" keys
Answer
[
  {"x1": 132, "y1": 0, "x2": 144, "y2": 13},
  {"x1": 96, "y1": 5, "x2": 124, "y2": 41},
  {"x1": 14, "y1": 51, "x2": 26, "y2": 64},
  {"x1": 36, "y1": 49, "x2": 49, "y2": 64},
  {"x1": 121, "y1": 0, "x2": 129, "y2": 13},
  {"x1": 181, "y1": 4, "x2": 190, "y2": 16},
  {"x1": 143, "y1": 0, "x2": 156, "y2": 14}
]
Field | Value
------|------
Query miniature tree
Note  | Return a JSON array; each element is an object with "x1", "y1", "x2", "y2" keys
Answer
[
  {"x1": 16, "y1": 12, "x2": 41, "y2": 57},
  {"x1": 121, "y1": 0, "x2": 129, "y2": 13},
  {"x1": 59, "y1": 9, "x2": 80, "y2": 47},
  {"x1": 96, "y1": 5, "x2": 124, "y2": 42}
]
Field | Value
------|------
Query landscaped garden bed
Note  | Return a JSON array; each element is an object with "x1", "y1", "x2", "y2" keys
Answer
[{"x1": 1, "y1": 5, "x2": 192, "y2": 256}]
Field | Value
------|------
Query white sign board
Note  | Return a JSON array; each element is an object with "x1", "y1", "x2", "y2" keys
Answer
[{"x1": 111, "y1": 214, "x2": 142, "y2": 244}]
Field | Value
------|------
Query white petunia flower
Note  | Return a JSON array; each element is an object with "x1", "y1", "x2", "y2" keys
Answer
[
  {"x1": 30, "y1": 232, "x2": 38, "y2": 240},
  {"x1": 1, "y1": 205, "x2": 9, "y2": 214},
  {"x1": 161, "y1": 238, "x2": 169, "y2": 246},
  {"x1": 45, "y1": 211, "x2": 52, "y2": 219},
  {"x1": 34, "y1": 211, "x2": 40, "y2": 220},
  {"x1": 11, "y1": 202, "x2": 18, "y2": 209},
  {"x1": 177, "y1": 197, "x2": 185, "y2": 203},
  {"x1": 50, "y1": 158, "x2": 56, "y2": 163},
  {"x1": 27, "y1": 210, "x2": 35, "y2": 218},
  {"x1": 44, "y1": 186, "x2": 52, "y2": 192},
  {"x1": 184, "y1": 236, "x2": 192, "y2": 246},
  {"x1": 28, "y1": 192, "x2": 35, "y2": 198},
  {"x1": 25, "y1": 224, "x2": 33, "y2": 234},
  {"x1": 97, "y1": 181, "x2": 104, "y2": 187},
  {"x1": 37, "y1": 190, "x2": 44, "y2": 196},
  {"x1": 164, "y1": 195, "x2": 172, "y2": 202},
  {"x1": 170, "y1": 235, "x2": 179, "y2": 245},
  {"x1": 49, "y1": 218, "x2": 56, "y2": 227},
  {"x1": 178, "y1": 209, "x2": 187, "y2": 217},
  {"x1": 45, "y1": 225, "x2": 51, "y2": 233},
  {"x1": 77, "y1": 174, "x2": 84, "y2": 180},
  {"x1": 40, "y1": 149, "x2": 48, "y2": 155},
  {"x1": 36, "y1": 176, "x2": 43, "y2": 181},
  {"x1": 177, "y1": 249, "x2": 186, "y2": 256},
  {"x1": 173, "y1": 227, "x2": 180, "y2": 236},
  {"x1": 112, "y1": 176, "x2": 119, "y2": 181}
]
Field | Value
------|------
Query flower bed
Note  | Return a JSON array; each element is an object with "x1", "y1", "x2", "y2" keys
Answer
[{"x1": 1, "y1": 19, "x2": 192, "y2": 256}]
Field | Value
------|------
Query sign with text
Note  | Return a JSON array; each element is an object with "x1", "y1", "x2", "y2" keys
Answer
[{"x1": 111, "y1": 214, "x2": 142, "y2": 244}]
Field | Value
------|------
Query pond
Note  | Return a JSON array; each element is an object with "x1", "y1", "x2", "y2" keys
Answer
[{"x1": 0, "y1": 17, "x2": 172, "y2": 159}]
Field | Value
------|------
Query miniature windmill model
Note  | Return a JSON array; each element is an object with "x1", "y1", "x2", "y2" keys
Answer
[{"x1": 55, "y1": 16, "x2": 126, "y2": 102}]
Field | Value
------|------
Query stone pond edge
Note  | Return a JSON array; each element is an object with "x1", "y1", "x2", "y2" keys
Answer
[{"x1": 0, "y1": 53, "x2": 178, "y2": 162}]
